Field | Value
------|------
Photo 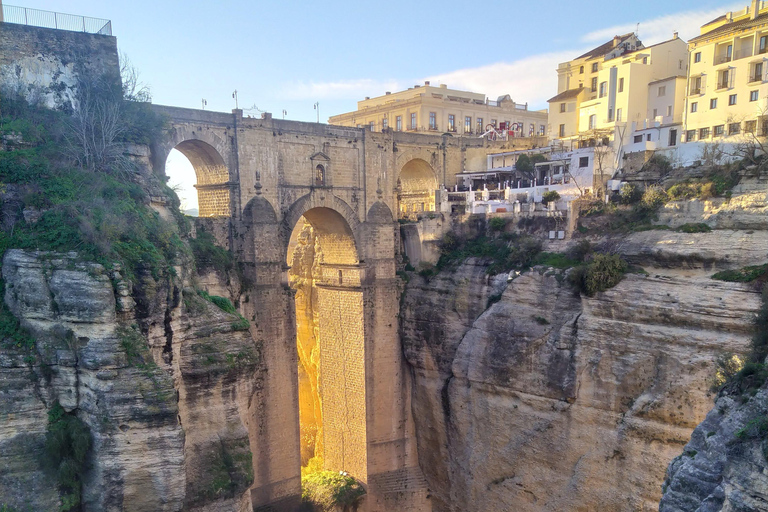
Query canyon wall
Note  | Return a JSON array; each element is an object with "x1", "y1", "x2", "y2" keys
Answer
[
  {"x1": 401, "y1": 230, "x2": 764, "y2": 512},
  {"x1": 0, "y1": 247, "x2": 261, "y2": 512}
]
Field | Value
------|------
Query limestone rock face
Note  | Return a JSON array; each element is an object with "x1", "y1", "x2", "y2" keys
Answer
[
  {"x1": 660, "y1": 384, "x2": 768, "y2": 512},
  {"x1": 402, "y1": 259, "x2": 760, "y2": 512},
  {"x1": 0, "y1": 249, "x2": 262, "y2": 512}
]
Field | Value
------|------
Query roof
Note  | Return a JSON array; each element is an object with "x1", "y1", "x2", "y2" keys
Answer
[
  {"x1": 575, "y1": 32, "x2": 636, "y2": 60},
  {"x1": 548, "y1": 87, "x2": 585, "y2": 103},
  {"x1": 647, "y1": 75, "x2": 686, "y2": 86},
  {"x1": 690, "y1": 11, "x2": 768, "y2": 43}
]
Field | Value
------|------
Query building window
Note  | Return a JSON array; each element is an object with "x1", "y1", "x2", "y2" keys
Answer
[
  {"x1": 429, "y1": 112, "x2": 436, "y2": 130},
  {"x1": 686, "y1": 129, "x2": 696, "y2": 141},
  {"x1": 618, "y1": 77, "x2": 624, "y2": 92},
  {"x1": 580, "y1": 65, "x2": 584, "y2": 74},
  {"x1": 579, "y1": 156, "x2": 589, "y2": 167},
  {"x1": 653, "y1": 108, "x2": 658, "y2": 118},
  {"x1": 588, "y1": 114, "x2": 596, "y2": 129},
  {"x1": 369, "y1": 121, "x2": 375, "y2": 131},
  {"x1": 633, "y1": 134, "x2": 643, "y2": 143},
  {"x1": 591, "y1": 77, "x2": 598, "y2": 92},
  {"x1": 729, "y1": 94, "x2": 737, "y2": 105},
  {"x1": 608, "y1": 108, "x2": 614, "y2": 121},
  {"x1": 669, "y1": 129, "x2": 678, "y2": 146},
  {"x1": 746, "y1": 120, "x2": 757, "y2": 133},
  {"x1": 539, "y1": 124, "x2": 545, "y2": 135},
  {"x1": 761, "y1": 35, "x2": 768, "y2": 54},
  {"x1": 751, "y1": 90, "x2": 760, "y2": 102},
  {"x1": 465, "y1": 116, "x2": 472, "y2": 133},
  {"x1": 717, "y1": 69, "x2": 730, "y2": 89},
  {"x1": 599, "y1": 82, "x2": 608, "y2": 97},
  {"x1": 529, "y1": 123, "x2": 534, "y2": 136},
  {"x1": 729, "y1": 122, "x2": 741, "y2": 135},
  {"x1": 382, "y1": 117, "x2": 388, "y2": 129},
  {"x1": 699, "y1": 127, "x2": 710, "y2": 139},
  {"x1": 690, "y1": 76, "x2": 702, "y2": 95},
  {"x1": 658, "y1": 85, "x2": 666, "y2": 96},
  {"x1": 448, "y1": 114, "x2": 456, "y2": 132},
  {"x1": 315, "y1": 164, "x2": 325, "y2": 186},
  {"x1": 396, "y1": 115, "x2": 402, "y2": 131},
  {"x1": 411, "y1": 113, "x2": 417, "y2": 130},
  {"x1": 667, "y1": 105, "x2": 673, "y2": 116},
  {"x1": 691, "y1": 102, "x2": 698, "y2": 113},
  {"x1": 646, "y1": 133, "x2": 652, "y2": 142},
  {"x1": 591, "y1": 62, "x2": 598, "y2": 72},
  {"x1": 560, "y1": 102, "x2": 566, "y2": 113},
  {"x1": 559, "y1": 124, "x2": 565, "y2": 137},
  {"x1": 694, "y1": 52, "x2": 701, "y2": 63},
  {"x1": 616, "y1": 108, "x2": 623, "y2": 122},
  {"x1": 714, "y1": 124, "x2": 724, "y2": 137},
  {"x1": 752, "y1": 62, "x2": 764, "y2": 82},
  {"x1": 477, "y1": 117, "x2": 483, "y2": 132},
  {"x1": 642, "y1": 56, "x2": 648, "y2": 64},
  {"x1": 710, "y1": 98, "x2": 718, "y2": 109},
  {"x1": 490, "y1": 119, "x2": 497, "y2": 127}
]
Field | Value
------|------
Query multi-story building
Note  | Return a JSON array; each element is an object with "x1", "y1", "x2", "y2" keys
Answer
[
  {"x1": 684, "y1": 0, "x2": 768, "y2": 143},
  {"x1": 328, "y1": 82, "x2": 548, "y2": 139},
  {"x1": 549, "y1": 34, "x2": 688, "y2": 144}
]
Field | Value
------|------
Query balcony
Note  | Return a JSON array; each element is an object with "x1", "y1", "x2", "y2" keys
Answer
[
  {"x1": 749, "y1": 74, "x2": 764, "y2": 83},
  {"x1": 689, "y1": 87, "x2": 701, "y2": 95}
]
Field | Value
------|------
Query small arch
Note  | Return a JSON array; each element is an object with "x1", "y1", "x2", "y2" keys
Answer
[
  {"x1": 170, "y1": 139, "x2": 230, "y2": 217},
  {"x1": 397, "y1": 158, "x2": 438, "y2": 220},
  {"x1": 367, "y1": 201, "x2": 394, "y2": 224}
]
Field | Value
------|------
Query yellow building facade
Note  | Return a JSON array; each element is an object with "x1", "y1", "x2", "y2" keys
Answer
[
  {"x1": 328, "y1": 82, "x2": 548, "y2": 138},
  {"x1": 549, "y1": 34, "x2": 688, "y2": 145},
  {"x1": 684, "y1": 0, "x2": 768, "y2": 143}
]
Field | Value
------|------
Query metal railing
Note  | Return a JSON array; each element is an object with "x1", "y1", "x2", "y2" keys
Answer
[{"x1": 1, "y1": 4, "x2": 112, "y2": 35}]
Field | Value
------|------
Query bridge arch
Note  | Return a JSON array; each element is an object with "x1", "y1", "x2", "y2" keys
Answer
[
  {"x1": 170, "y1": 139, "x2": 231, "y2": 217},
  {"x1": 397, "y1": 158, "x2": 438, "y2": 220},
  {"x1": 286, "y1": 202, "x2": 368, "y2": 483}
]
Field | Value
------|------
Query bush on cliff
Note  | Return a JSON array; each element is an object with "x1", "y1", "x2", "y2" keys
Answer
[
  {"x1": 300, "y1": 471, "x2": 366, "y2": 512},
  {"x1": 45, "y1": 401, "x2": 91, "y2": 511},
  {"x1": 569, "y1": 253, "x2": 628, "y2": 296}
]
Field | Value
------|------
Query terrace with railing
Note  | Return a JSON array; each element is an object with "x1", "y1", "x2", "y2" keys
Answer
[{"x1": 1, "y1": 4, "x2": 112, "y2": 35}]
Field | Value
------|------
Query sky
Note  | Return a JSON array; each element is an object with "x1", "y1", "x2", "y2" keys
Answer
[{"x1": 9, "y1": 0, "x2": 746, "y2": 210}]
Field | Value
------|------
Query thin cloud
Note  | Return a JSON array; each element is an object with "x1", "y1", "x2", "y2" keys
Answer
[
  {"x1": 282, "y1": 3, "x2": 744, "y2": 113},
  {"x1": 582, "y1": 3, "x2": 744, "y2": 44}
]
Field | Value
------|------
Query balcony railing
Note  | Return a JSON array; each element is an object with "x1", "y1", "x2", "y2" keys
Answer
[
  {"x1": 690, "y1": 87, "x2": 701, "y2": 95},
  {"x1": 1, "y1": 4, "x2": 112, "y2": 35}
]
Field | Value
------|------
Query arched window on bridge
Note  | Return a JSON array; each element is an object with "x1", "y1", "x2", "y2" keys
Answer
[
  {"x1": 165, "y1": 140, "x2": 230, "y2": 217},
  {"x1": 397, "y1": 158, "x2": 438, "y2": 220},
  {"x1": 315, "y1": 164, "x2": 325, "y2": 186}
]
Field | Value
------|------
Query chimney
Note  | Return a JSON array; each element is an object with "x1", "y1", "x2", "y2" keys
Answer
[
  {"x1": 425, "y1": 80, "x2": 430, "y2": 86},
  {"x1": 440, "y1": 84, "x2": 447, "y2": 89},
  {"x1": 752, "y1": 0, "x2": 760, "y2": 19},
  {"x1": 385, "y1": 91, "x2": 391, "y2": 95},
  {"x1": 673, "y1": 31, "x2": 678, "y2": 39},
  {"x1": 726, "y1": 11, "x2": 733, "y2": 22},
  {"x1": 613, "y1": 35, "x2": 621, "y2": 46}
]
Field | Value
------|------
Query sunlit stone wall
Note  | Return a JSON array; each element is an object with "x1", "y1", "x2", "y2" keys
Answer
[{"x1": 317, "y1": 285, "x2": 367, "y2": 481}]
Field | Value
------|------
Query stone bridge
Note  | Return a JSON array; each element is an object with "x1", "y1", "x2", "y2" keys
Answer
[{"x1": 150, "y1": 105, "x2": 492, "y2": 511}]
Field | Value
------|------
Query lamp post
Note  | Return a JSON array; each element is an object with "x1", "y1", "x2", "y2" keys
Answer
[{"x1": 314, "y1": 102, "x2": 319, "y2": 123}]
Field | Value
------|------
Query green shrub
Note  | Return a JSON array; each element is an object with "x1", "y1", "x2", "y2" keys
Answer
[
  {"x1": 619, "y1": 183, "x2": 642, "y2": 204},
  {"x1": 667, "y1": 182, "x2": 701, "y2": 200},
  {"x1": 640, "y1": 185, "x2": 668, "y2": 210},
  {"x1": 567, "y1": 239, "x2": 593, "y2": 263},
  {"x1": 571, "y1": 253, "x2": 628, "y2": 296},
  {"x1": 189, "y1": 231, "x2": 234, "y2": 274},
  {"x1": 488, "y1": 217, "x2": 507, "y2": 232},
  {"x1": 197, "y1": 290, "x2": 237, "y2": 314},
  {"x1": 45, "y1": 401, "x2": 91, "y2": 511},
  {"x1": 711, "y1": 264, "x2": 768, "y2": 283},
  {"x1": 678, "y1": 223, "x2": 712, "y2": 233},
  {"x1": 533, "y1": 252, "x2": 578, "y2": 269},
  {"x1": 301, "y1": 471, "x2": 366, "y2": 512},
  {"x1": 542, "y1": 190, "x2": 561, "y2": 203}
]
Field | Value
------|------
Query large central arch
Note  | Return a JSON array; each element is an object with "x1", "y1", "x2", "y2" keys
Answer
[{"x1": 287, "y1": 206, "x2": 368, "y2": 482}]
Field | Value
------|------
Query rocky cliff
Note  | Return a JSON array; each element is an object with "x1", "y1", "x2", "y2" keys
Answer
[
  {"x1": 0, "y1": 247, "x2": 261, "y2": 511},
  {"x1": 401, "y1": 230, "x2": 764, "y2": 512}
]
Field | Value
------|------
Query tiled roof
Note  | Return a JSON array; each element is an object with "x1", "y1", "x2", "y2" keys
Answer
[
  {"x1": 547, "y1": 87, "x2": 585, "y2": 103},
  {"x1": 690, "y1": 12, "x2": 768, "y2": 43},
  {"x1": 575, "y1": 32, "x2": 636, "y2": 60}
]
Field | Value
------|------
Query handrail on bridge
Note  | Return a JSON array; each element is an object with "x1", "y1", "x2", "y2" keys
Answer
[{"x1": 1, "y1": 4, "x2": 112, "y2": 36}]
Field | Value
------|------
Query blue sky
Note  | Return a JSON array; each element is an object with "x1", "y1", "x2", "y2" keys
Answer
[{"x1": 8, "y1": 0, "x2": 746, "y2": 209}]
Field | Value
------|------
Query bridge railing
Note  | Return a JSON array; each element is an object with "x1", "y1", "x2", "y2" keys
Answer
[{"x1": 1, "y1": 4, "x2": 112, "y2": 35}]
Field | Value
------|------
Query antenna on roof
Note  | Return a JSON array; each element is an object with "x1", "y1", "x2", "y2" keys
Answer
[{"x1": 636, "y1": 23, "x2": 640, "y2": 37}]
